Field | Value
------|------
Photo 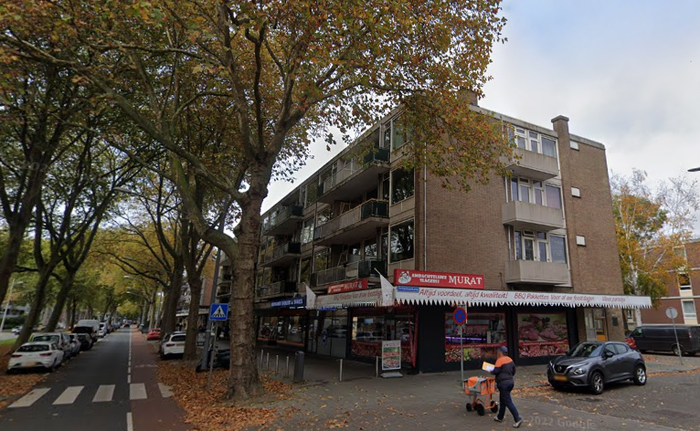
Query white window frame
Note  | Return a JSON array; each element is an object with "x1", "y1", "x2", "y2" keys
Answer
[
  {"x1": 513, "y1": 230, "x2": 566, "y2": 263},
  {"x1": 512, "y1": 126, "x2": 558, "y2": 158},
  {"x1": 681, "y1": 300, "x2": 697, "y2": 319},
  {"x1": 679, "y1": 272, "x2": 692, "y2": 291}
]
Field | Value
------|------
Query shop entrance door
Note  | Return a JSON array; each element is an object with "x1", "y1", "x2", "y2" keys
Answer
[
  {"x1": 317, "y1": 310, "x2": 348, "y2": 358},
  {"x1": 584, "y1": 309, "x2": 608, "y2": 341}
]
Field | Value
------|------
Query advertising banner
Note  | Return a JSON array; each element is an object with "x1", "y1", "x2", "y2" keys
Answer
[
  {"x1": 327, "y1": 278, "x2": 368, "y2": 294},
  {"x1": 394, "y1": 270, "x2": 485, "y2": 289},
  {"x1": 381, "y1": 340, "x2": 402, "y2": 371}
]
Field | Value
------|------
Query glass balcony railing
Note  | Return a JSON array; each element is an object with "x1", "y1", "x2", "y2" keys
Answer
[
  {"x1": 317, "y1": 149, "x2": 390, "y2": 198},
  {"x1": 314, "y1": 200, "x2": 388, "y2": 241},
  {"x1": 262, "y1": 205, "x2": 304, "y2": 234},
  {"x1": 256, "y1": 280, "x2": 297, "y2": 299},
  {"x1": 312, "y1": 259, "x2": 387, "y2": 287}
]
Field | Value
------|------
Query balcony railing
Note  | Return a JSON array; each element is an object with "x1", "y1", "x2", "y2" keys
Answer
[
  {"x1": 507, "y1": 148, "x2": 559, "y2": 181},
  {"x1": 262, "y1": 241, "x2": 301, "y2": 266},
  {"x1": 502, "y1": 201, "x2": 564, "y2": 231},
  {"x1": 317, "y1": 149, "x2": 390, "y2": 202},
  {"x1": 262, "y1": 204, "x2": 304, "y2": 236},
  {"x1": 314, "y1": 200, "x2": 389, "y2": 242},
  {"x1": 312, "y1": 259, "x2": 387, "y2": 287},
  {"x1": 256, "y1": 280, "x2": 297, "y2": 299},
  {"x1": 505, "y1": 260, "x2": 569, "y2": 285}
]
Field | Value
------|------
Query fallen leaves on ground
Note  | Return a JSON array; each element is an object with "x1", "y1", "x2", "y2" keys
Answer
[
  {"x1": 157, "y1": 360, "x2": 292, "y2": 431},
  {"x1": 0, "y1": 346, "x2": 47, "y2": 410}
]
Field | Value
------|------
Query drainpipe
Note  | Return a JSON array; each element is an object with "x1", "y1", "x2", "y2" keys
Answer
[{"x1": 423, "y1": 163, "x2": 428, "y2": 271}]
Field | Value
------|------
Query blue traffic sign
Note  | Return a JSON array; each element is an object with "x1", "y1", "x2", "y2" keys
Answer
[
  {"x1": 209, "y1": 303, "x2": 229, "y2": 321},
  {"x1": 453, "y1": 307, "x2": 467, "y2": 326}
]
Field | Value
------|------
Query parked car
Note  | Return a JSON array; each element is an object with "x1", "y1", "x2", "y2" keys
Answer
[
  {"x1": 75, "y1": 333, "x2": 93, "y2": 350},
  {"x1": 76, "y1": 319, "x2": 100, "y2": 340},
  {"x1": 98, "y1": 323, "x2": 108, "y2": 338},
  {"x1": 146, "y1": 328, "x2": 163, "y2": 341},
  {"x1": 160, "y1": 333, "x2": 186, "y2": 359},
  {"x1": 547, "y1": 341, "x2": 647, "y2": 394},
  {"x1": 73, "y1": 325, "x2": 98, "y2": 343},
  {"x1": 12, "y1": 326, "x2": 22, "y2": 335},
  {"x1": 67, "y1": 334, "x2": 82, "y2": 356},
  {"x1": 629, "y1": 325, "x2": 700, "y2": 356},
  {"x1": 30, "y1": 333, "x2": 73, "y2": 360},
  {"x1": 7, "y1": 342, "x2": 64, "y2": 373}
]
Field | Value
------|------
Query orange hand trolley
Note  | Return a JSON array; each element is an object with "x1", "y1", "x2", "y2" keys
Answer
[{"x1": 464, "y1": 376, "x2": 498, "y2": 416}]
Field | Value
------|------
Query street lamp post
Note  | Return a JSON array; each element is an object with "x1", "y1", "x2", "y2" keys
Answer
[{"x1": 0, "y1": 279, "x2": 24, "y2": 333}]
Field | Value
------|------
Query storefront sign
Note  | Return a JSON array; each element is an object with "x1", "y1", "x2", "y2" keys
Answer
[
  {"x1": 327, "y1": 278, "x2": 368, "y2": 294},
  {"x1": 311, "y1": 288, "x2": 382, "y2": 309},
  {"x1": 394, "y1": 270, "x2": 484, "y2": 289},
  {"x1": 381, "y1": 340, "x2": 401, "y2": 371},
  {"x1": 395, "y1": 287, "x2": 652, "y2": 309},
  {"x1": 270, "y1": 297, "x2": 306, "y2": 308}
]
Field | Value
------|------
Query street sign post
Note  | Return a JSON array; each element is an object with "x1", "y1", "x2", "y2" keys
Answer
[
  {"x1": 453, "y1": 306, "x2": 467, "y2": 387},
  {"x1": 666, "y1": 306, "x2": 683, "y2": 365},
  {"x1": 209, "y1": 303, "x2": 229, "y2": 321}
]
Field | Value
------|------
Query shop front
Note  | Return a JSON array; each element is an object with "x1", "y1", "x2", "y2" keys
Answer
[
  {"x1": 256, "y1": 297, "x2": 308, "y2": 349},
  {"x1": 305, "y1": 270, "x2": 653, "y2": 373}
]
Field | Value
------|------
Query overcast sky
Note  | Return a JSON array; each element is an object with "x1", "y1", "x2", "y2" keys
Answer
[{"x1": 263, "y1": 0, "x2": 700, "y2": 232}]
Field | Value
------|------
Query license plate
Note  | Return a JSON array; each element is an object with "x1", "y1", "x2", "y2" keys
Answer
[{"x1": 554, "y1": 375, "x2": 568, "y2": 382}]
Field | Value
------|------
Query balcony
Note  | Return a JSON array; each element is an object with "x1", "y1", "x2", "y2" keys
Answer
[
  {"x1": 312, "y1": 259, "x2": 387, "y2": 287},
  {"x1": 505, "y1": 260, "x2": 569, "y2": 285},
  {"x1": 314, "y1": 200, "x2": 389, "y2": 245},
  {"x1": 507, "y1": 148, "x2": 559, "y2": 181},
  {"x1": 317, "y1": 149, "x2": 390, "y2": 203},
  {"x1": 502, "y1": 201, "x2": 564, "y2": 232},
  {"x1": 256, "y1": 280, "x2": 297, "y2": 300},
  {"x1": 263, "y1": 205, "x2": 303, "y2": 236},
  {"x1": 262, "y1": 242, "x2": 301, "y2": 267}
]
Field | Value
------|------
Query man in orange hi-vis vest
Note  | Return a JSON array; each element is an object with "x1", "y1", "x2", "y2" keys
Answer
[{"x1": 490, "y1": 346, "x2": 523, "y2": 428}]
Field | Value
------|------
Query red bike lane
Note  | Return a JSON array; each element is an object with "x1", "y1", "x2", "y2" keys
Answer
[{"x1": 129, "y1": 329, "x2": 190, "y2": 431}]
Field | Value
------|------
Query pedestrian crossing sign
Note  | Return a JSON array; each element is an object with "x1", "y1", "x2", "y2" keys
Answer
[{"x1": 209, "y1": 303, "x2": 229, "y2": 321}]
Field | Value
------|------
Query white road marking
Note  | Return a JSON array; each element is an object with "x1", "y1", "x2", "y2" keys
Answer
[
  {"x1": 129, "y1": 383, "x2": 147, "y2": 400},
  {"x1": 158, "y1": 383, "x2": 173, "y2": 398},
  {"x1": 93, "y1": 384, "x2": 115, "y2": 403},
  {"x1": 126, "y1": 412, "x2": 134, "y2": 431},
  {"x1": 9, "y1": 388, "x2": 51, "y2": 408},
  {"x1": 53, "y1": 386, "x2": 84, "y2": 405}
]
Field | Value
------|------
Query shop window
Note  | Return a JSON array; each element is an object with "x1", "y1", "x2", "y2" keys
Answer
[
  {"x1": 351, "y1": 312, "x2": 415, "y2": 363},
  {"x1": 444, "y1": 312, "x2": 506, "y2": 362},
  {"x1": 257, "y1": 316, "x2": 278, "y2": 341},
  {"x1": 390, "y1": 220, "x2": 414, "y2": 262},
  {"x1": 276, "y1": 315, "x2": 306, "y2": 346},
  {"x1": 391, "y1": 168, "x2": 414, "y2": 204},
  {"x1": 517, "y1": 313, "x2": 569, "y2": 357},
  {"x1": 678, "y1": 273, "x2": 691, "y2": 291}
]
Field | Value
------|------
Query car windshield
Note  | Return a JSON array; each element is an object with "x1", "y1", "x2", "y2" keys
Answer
[
  {"x1": 171, "y1": 335, "x2": 186, "y2": 342},
  {"x1": 73, "y1": 327, "x2": 92, "y2": 333},
  {"x1": 18, "y1": 344, "x2": 49, "y2": 352},
  {"x1": 568, "y1": 343, "x2": 603, "y2": 357},
  {"x1": 32, "y1": 335, "x2": 59, "y2": 343}
]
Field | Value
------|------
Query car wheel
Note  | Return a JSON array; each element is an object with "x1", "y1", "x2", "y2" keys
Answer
[
  {"x1": 50, "y1": 360, "x2": 58, "y2": 373},
  {"x1": 589, "y1": 371, "x2": 604, "y2": 395},
  {"x1": 550, "y1": 383, "x2": 565, "y2": 391},
  {"x1": 633, "y1": 365, "x2": 647, "y2": 385},
  {"x1": 672, "y1": 344, "x2": 684, "y2": 356}
]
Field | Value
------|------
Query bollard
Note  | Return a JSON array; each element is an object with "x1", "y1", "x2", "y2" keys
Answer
[
  {"x1": 339, "y1": 359, "x2": 343, "y2": 382},
  {"x1": 293, "y1": 351, "x2": 305, "y2": 383},
  {"x1": 286, "y1": 356, "x2": 290, "y2": 378},
  {"x1": 375, "y1": 356, "x2": 379, "y2": 378},
  {"x1": 259, "y1": 350, "x2": 264, "y2": 367},
  {"x1": 266, "y1": 352, "x2": 270, "y2": 370},
  {"x1": 275, "y1": 355, "x2": 279, "y2": 374}
]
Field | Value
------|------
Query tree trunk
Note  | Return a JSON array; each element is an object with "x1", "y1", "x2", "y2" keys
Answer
[
  {"x1": 14, "y1": 271, "x2": 52, "y2": 349},
  {"x1": 183, "y1": 271, "x2": 203, "y2": 360},
  {"x1": 0, "y1": 228, "x2": 29, "y2": 305},
  {"x1": 227, "y1": 199, "x2": 264, "y2": 400},
  {"x1": 46, "y1": 272, "x2": 76, "y2": 332},
  {"x1": 161, "y1": 266, "x2": 183, "y2": 333},
  {"x1": 69, "y1": 297, "x2": 77, "y2": 329}
]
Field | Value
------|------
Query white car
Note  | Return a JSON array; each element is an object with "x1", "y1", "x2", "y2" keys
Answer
[
  {"x1": 160, "y1": 333, "x2": 186, "y2": 359},
  {"x1": 7, "y1": 342, "x2": 64, "y2": 373},
  {"x1": 98, "y1": 323, "x2": 107, "y2": 338},
  {"x1": 31, "y1": 332, "x2": 73, "y2": 360}
]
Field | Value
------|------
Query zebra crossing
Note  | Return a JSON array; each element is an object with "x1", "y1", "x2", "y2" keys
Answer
[{"x1": 8, "y1": 383, "x2": 173, "y2": 408}]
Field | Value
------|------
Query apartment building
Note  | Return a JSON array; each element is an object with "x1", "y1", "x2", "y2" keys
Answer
[
  {"x1": 640, "y1": 239, "x2": 700, "y2": 325},
  {"x1": 241, "y1": 101, "x2": 651, "y2": 372}
]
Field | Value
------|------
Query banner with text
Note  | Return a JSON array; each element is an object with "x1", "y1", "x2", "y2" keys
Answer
[
  {"x1": 394, "y1": 286, "x2": 652, "y2": 309},
  {"x1": 311, "y1": 288, "x2": 382, "y2": 309},
  {"x1": 327, "y1": 278, "x2": 368, "y2": 294},
  {"x1": 394, "y1": 270, "x2": 484, "y2": 289}
]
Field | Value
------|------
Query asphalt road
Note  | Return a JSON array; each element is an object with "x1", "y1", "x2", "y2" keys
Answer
[{"x1": 0, "y1": 328, "x2": 188, "y2": 431}]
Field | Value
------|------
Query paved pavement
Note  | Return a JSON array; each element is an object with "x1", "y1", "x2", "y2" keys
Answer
[
  {"x1": 0, "y1": 328, "x2": 190, "y2": 431},
  {"x1": 249, "y1": 348, "x2": 700, "y2": 431}
]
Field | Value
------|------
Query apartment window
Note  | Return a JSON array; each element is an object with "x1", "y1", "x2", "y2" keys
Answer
[
  {"x1": 301, "y1": 218, "x2": 314, "y2": 244},
  {"x1": 390, "y1": 219, "x2": 414, "y2": 262},
  {"x1": 545, "y1": 185, "x2": 562, "y2": 209},
  {"x1": 305, "y1": 182, "x2": 318, "y2": 207},
  {"x1": 541, "y1": 136, "x2": 557, "y2": 158},
  {"x1": 300, "y1": 258, "x2": 311, "y2": 285},
  {"x1": 391, "y1": 168, "x2": 414, "y2": 204},
  {"x1": 364, "y1": 239, "x2": 378, "y2": 259},
  {"x1": 317, "y1": 208, "x2": 333, "y2": 226},
  {"x1": 550, "y1": 235, "x2": 568, "y2": 264},
  {"x1": 511, "y1": 126, "x2": 557, "y2": 158},
  {"x1": 381, "y1": 174, "x2": 390, "y2": 201},
  {"x1": 682, "y1": 300, "x2": 697, "y2": 319},
  {"x1": 313, "y1": 249, "x2": 330, "y2": 273},
  {"x1": 514, "y1": 231, "x2": 566, "y2": 263},
  {"x1": 679, "y1": 273, "x2": 692, "y2": 291},
  {"x1": 511, "y1": 177, "x2": 561, "y2": 209}
]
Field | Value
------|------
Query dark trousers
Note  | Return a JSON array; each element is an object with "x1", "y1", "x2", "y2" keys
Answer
[{"x1": 497, "y1": 381, "x2": 521, "y2": 421}]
